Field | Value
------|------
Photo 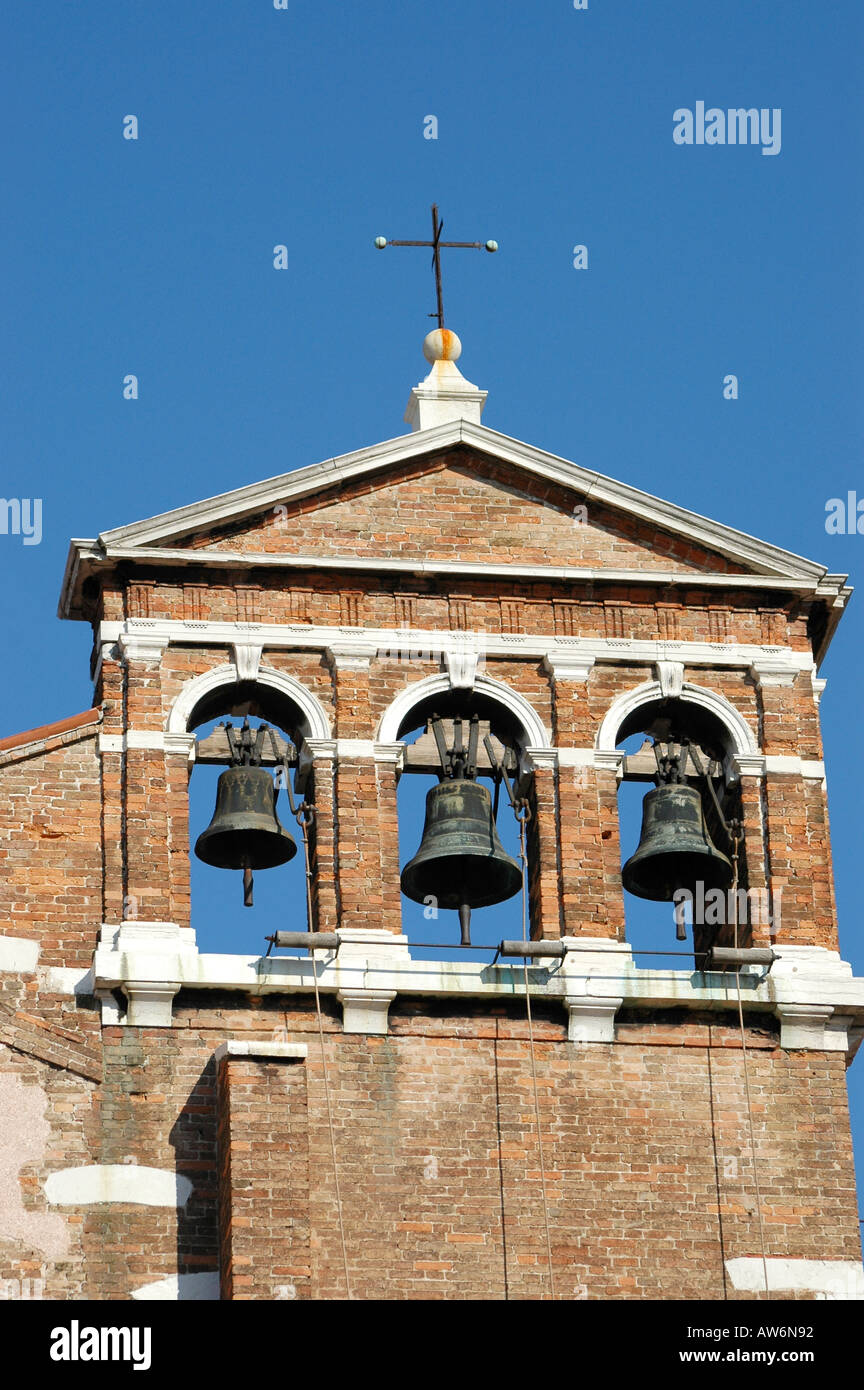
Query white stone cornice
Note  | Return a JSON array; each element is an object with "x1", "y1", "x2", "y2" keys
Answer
[
  {"x1": 87, "y1": 930, "x2": 864, "y2": 1052},
  {"x1": 334, "y1": 739, "x2": 376, "y2": 758},
  {"x1": 764, "y1": 756, "x2": 826, "y2": 781},
  {"x1": 100, "y1": 731, "x2": 168, "y2": 754},
  {"x1": 88, "y1": 549, "x2": 840, "y2": 596},
  {"x1": 554, "y1": 748, "x2": 596, "y2": 768},
  {"x1": 102, "y1": 620, "x2": 817, "y2": 677},
  {"x1": 543, "y1": 651, "x2": 596, "y2": 682}
]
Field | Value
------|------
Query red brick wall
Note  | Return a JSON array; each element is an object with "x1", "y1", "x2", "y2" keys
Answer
[
  {"x1": 0, "y1": 730, "x2": 102, "y2": 968},
  {"x1": 0, "y1": 439, "x2": 850, "y2": 1303},
  {"x1": 113, "y1": 572, "x2": 811, "y2": 654},
  {"x1": 2, "y1": 1003, "x2": 857, "y2": 1301},
  {"x1": 217, "y1": 1050, "x2": 310, "y2": 1300},
  {"x1": 173, "y1": 450, "x2": 750, "y2": 574}
]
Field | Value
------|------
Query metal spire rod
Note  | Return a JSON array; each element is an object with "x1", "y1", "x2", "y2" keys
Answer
[{"x1": 375, "y1": 204, "x2": 498, "y2": 329}]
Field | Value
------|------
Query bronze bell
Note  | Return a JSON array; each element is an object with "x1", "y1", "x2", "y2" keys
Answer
[
  {"x1": 400, "y1": 778, "x2": 522, "y2": 942},
  {"x1": 622, "y1": 783, "x2": 733, "y2": 902},
  {"x1": 195, "y1": 764, "x2": 296, "y2": 886}
]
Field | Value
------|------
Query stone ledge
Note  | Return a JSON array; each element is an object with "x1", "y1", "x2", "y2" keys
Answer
[
  {"x1": 89, "y1": 934, "x2": 864, "y2": 1052},
  {"x1": 214, "y1": 1040, "x2": 308, "y2": 1062}
]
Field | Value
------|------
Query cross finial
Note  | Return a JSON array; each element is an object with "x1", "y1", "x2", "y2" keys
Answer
[{"x1": 374, "y1": 204, "x2": 498, "y2": 329}]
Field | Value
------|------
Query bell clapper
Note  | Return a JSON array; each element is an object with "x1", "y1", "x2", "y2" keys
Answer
[
  {"x1": 674, "y1": 897, "x2": 687, "y2": 941},
  {"x1": 243, "y1": 859, "x2": 253, "y2": 908},
  {"x1": 458, "y1": 901, "x2": 472, "y2": 946}
]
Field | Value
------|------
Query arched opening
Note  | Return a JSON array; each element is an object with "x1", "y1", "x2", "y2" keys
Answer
[
  {"x1": 614, "y1": 693, "x2": 751, "y2": 964},
  {"x1": 392, "y1": 685, "x2": 540, "y2": 961},
  {"x1": 183, "y1": 675, "x2": 323, "y2": 954}
]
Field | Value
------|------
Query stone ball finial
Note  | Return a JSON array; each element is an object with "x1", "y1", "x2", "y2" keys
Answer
[{"x1": 423, "y1": 328, "x2": 462, "y2": 364}]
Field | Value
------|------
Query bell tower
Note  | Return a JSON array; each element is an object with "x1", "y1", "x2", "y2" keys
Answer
[{"x1": 0, "y1": 326, "x2": 861, "y2": 1303}]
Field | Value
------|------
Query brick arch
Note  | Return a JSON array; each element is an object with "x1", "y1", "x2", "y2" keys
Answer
[
  {"x1": 166, "y1": 663, "x2": 332, "y2": 742},
  {"x1": 595, "y1": 678, "x2": 757, "y2": 756},
  {"x1": 376, "y1": 672, "x2": 551, "y2": 750}
]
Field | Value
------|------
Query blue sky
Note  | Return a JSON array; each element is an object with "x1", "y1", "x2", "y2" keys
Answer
[{"x1": 3, "y1": 3, "x2": 864, "y2": 1221}]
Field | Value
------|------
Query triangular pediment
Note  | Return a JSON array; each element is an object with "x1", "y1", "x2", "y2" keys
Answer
[
  {"x1": 139, "y1": 447, "x2": 760, "y2": 577},
  {"x1": 60, "y1": 421, "x2": 850, "y2": 663},
  {"x1": 82, "y1": 421, "x2": 828, "y2": 577}
]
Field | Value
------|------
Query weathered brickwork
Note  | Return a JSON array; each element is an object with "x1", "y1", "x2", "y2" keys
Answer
[
  {"x1": 0, "y1": 431, "x2": 857, "y2": 1301},
  {"x1": 1, "y1": 1005, "x2": 857, "y2": 1301},
  {"x1": 217, "y1": 1051, "x2": 310, "y2": 1300},
  {"x1": 112, "y1": 570, "x2": 811, "y2": 655},
  {"x1": 0, "y1": 727, "x2": 103, "y2": 968},
  {"x1": 174, "y1": 451, "x2": 750, "y2": 572}
]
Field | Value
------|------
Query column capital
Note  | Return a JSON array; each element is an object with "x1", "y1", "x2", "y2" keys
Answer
[
  {"x1": 337, "y1": 989, "x2": 398, "y2": 1035},
  {"x1": 729, "y1": 752, "x2": 767, "y2": 779},
  {"x1": 750, "y1": 659, "x2": 798, "y2": 688},
  {"x1": 326, "y1": 641, "x2": 377, "y2": 669},
  {"x1": 594, "y1": 749, "x2": 624, "y2": 778},
  {"x1": 543, "y1": 651, "x2": 596, "y2": 683},
  {"x1": 304, "y1": 738, "x2": 338, "y2": 761},
  {"x1": 164, "y1": 732, "x2": 196, "y2": 760},
  {"x1": 774, "y1": 1003, "x2": 848, "y2": 1051},
  {"x1": 373, "y1": 741, "x2": 405, "y2": 770},
  {"x1": 118, "y1": 628, "x2": 169, "y2": 664}
]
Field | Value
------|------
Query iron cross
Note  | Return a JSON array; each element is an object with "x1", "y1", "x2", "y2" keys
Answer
[{"x1": 375, "y1": 204, "x2": 498, "y2": 330}]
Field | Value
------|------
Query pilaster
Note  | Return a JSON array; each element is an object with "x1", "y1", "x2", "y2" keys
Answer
[{"x1": 216, "y1": 1042, "x2": 311, "y2": 1300}]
